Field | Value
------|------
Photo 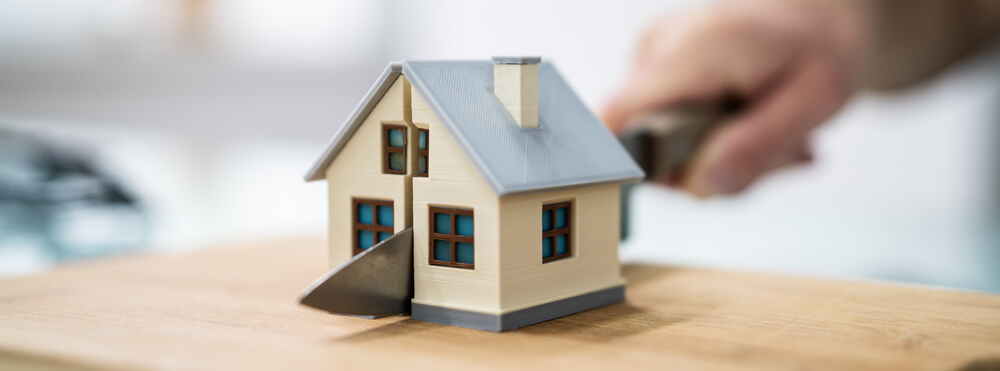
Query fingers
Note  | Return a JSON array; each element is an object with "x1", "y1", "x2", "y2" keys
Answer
[
  {"x1": 602, "y1": 53, "x2": 724, "y2": 135},
  {"x1": 606, "y1": 3, "x2": 858, "y2": 197},
  {"x1": 682, "y1": 53, "x2": 848, "y2": 197},
  {"x1": 601, "y1": 6, "x2": 796, "y2": 134},
  {"x1": 603, "y1": 12, "x2": 731, "y2": 134}
]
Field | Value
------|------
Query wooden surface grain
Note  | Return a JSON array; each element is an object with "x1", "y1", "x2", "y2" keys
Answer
[{"x1": 0, "y1": 239, "x2": 998, "y2": 371}]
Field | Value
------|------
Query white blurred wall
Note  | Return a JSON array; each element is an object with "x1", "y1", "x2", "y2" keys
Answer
[{"x1": 0, "y1": 0, "x2": 996, "y2": 291}]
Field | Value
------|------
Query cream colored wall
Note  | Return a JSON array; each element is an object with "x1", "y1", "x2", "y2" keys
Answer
[
  {"x1": 498, "y1": 184, "x2": 625, "y2": 312},
  {"x1": 410, "y1": 87, "x2": 503, "y2": 314},
  {"x1": 324, "y1": 76, "x2": 416, "y2": 269}
]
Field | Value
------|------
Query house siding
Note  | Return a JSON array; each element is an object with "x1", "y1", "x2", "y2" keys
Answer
[
  {"x1": 498, "y1": 184, "x2": 625, "y2": 313},
  {"x1": 324, "y1": 76, "x2": 415, "y2": 269},
  {"x1": 410, "y1": 86, "x2": 502, "y2": 314}
]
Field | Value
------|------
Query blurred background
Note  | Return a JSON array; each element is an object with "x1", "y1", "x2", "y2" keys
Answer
[{"x1": 0, "y1": 0, "x2": 997, "y2": 291}]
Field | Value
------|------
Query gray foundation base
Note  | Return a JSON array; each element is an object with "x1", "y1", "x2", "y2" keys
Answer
[
  {"x1": 411, "y1": 285, "x2": 625, "y2": 332},
  {"x1": 333, "y1": 313, "x2": 407, "y2": 319}
]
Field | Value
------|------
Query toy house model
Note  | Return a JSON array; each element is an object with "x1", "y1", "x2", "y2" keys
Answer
[{"x1": 304, "y1": 56, "x2": 644, "y2": 331}]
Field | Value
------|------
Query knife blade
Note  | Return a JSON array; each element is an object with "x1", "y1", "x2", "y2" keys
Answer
[{"x1": 298, "y1": 227, "x2": 413, "y2": 316}]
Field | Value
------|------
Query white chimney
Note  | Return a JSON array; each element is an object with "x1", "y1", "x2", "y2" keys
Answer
[{"x1": 492, "y1": 56, "x2": 540, "y2": 128}]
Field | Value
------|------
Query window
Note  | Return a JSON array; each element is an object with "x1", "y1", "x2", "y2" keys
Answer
[
  {"x1": 353, "y1": 198, "x2": 394, "y2": 256},
  {"x1": 542, "y1": 202, "x2": 571, "y2": 262},
  {"x1": 383, "y1": 124, "x2": 406, "y2": 174},
  {"x1": 416, "y1": 129, "x2": 429, "y2": 177},
  {"x1": 429, "y1": 207, "x2": 474, "y2": 269}
]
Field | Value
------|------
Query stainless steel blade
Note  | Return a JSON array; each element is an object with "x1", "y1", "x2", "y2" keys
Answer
[{"x1": 298, "y1": 228, "x2": 413, "y2": 316}]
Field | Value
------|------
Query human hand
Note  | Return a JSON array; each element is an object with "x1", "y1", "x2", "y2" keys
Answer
[{"x1": 603, "y1": 0, "x2": 869, "y2": 197}]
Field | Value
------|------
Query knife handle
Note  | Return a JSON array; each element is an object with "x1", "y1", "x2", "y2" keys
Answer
[
  {"x1": 618, "y1": 98, "x2": 741, "y2": 241},
  {"x1": 620, "y1": 98, "x2": 742, "y2": 183}
]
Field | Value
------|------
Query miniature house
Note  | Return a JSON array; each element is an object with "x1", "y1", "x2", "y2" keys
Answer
[{"x1": 304, "y1": 57, "x2": 644, "y2": 331}]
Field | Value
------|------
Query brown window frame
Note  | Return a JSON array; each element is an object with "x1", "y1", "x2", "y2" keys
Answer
[
  {"x1": 429, "y1": 206, "x2": 474, "y2": 269},
  {"x1": 416, "y1": 128, "x2": 429, "y2": 177},
  {"x1": 542, "y1": 202, "x2": 572, "y2": 263},
  {"x1": 352, "y1": 198, "x2": 394, "y2": 256},
  {"x1": 383, "y1": 124, "x2": 407, "y2": 175}
]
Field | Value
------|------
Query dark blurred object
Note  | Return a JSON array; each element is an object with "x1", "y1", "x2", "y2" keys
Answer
[
  {"x1": 0, "y1": 126, "x2": 147, "y2": 262},
  {"x1": 960, "y1": 358, "x2": 1000, "y2": 371},
  {"x1": 618, "y1": 99, "x2": 740, "y2": 241},
  {"x1": 619, "y1": 98, "x2": 741, "y2": 184}
]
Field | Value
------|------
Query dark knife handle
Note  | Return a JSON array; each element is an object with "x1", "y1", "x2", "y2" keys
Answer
[
  {"x1": 618, "y1": 98, "x2": 741, "y2": 241},
  {"x1": 620, "y1": 99, "x2": 741, "y2": 183}
]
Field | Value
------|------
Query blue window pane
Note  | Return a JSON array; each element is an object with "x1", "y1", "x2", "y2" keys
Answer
[
  {"x1": 418, "y1": 156, "x2": 427, "y2": 175},
  {"x1": 377, "y1": 232, "x2": 393, "y2": 242},
  {"x1": 542, "y1": 237, "x2": 553, "y2": 258},
  {"x1": 377, "y1": 205, "x2": 393, "y2": 226},
  {"x1": 542, "y1": 210, "x2": 552, "y2": 231},
  {"x1": 357, "y1": 204, "x2": 373, "y2": 225},
  {"x1": 418, "y1": 130, "x2": 427, "y2": 150},
  {"x1": 388, "y1": 129, "x2": 405, "y2": 147},
  {"x1": 434, "y1": 213, "x2": 451, "y2": 234},
  {"x1": 358, "y1": 230, "x2": 374, "y2": 250},
  {"x1": 456, "y1": 215, "x2": 473, "y2": 236},
  {"x1": 389, "y1": 153, "x2": 405, "y2": 171},
  {"x1": 556, "y1": 234, "x2": 568, "y2": 255},
  {"x1": 433, "y1": 240, "x2": 451, "y2": 261},
  {"x1": 555, "y1": 207, "x2": 568, "y2": 229},
  {"x1": 456, "y1": 242, "x2": 474, "y2": 264}
]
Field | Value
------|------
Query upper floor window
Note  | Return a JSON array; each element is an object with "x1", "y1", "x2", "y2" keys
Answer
[
  {"x1": 383, "y1": 124, "x2": 406, "y2": 174},
  {"x1": 429, "y1": 206, "x2": 474, "y2": 269},
  {"x1": 416, "y1": 129, "x2": 429, "y2": 177},
  {"x1": 353, "y1": 198, "x2": 394, "y2": 256},
  {"x1": 542, "y1": 202, "x2": 571, "y2": 262}
]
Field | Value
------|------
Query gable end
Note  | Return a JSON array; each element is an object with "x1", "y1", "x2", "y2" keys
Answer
[{"x1": 304, "y1": 62, "x2": 403, "y2": 181}]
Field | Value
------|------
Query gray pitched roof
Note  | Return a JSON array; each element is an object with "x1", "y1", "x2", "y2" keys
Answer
[{"x1": 305, "y1": 60, "x2": 644, "y2": 196}]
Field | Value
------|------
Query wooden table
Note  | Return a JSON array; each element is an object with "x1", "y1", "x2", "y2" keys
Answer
[{"x1": 1, "y1": 239, "x2": 998, "y2": 371}]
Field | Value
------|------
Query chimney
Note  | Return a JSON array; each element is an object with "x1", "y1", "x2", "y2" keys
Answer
[{"x1": 492, "y1": 56, "x2": 540, "y2": 128}]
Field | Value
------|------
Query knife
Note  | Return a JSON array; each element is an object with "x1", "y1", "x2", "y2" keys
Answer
[{"x1": 298, "y1": 102, "x2": 737, "y2": 315}]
